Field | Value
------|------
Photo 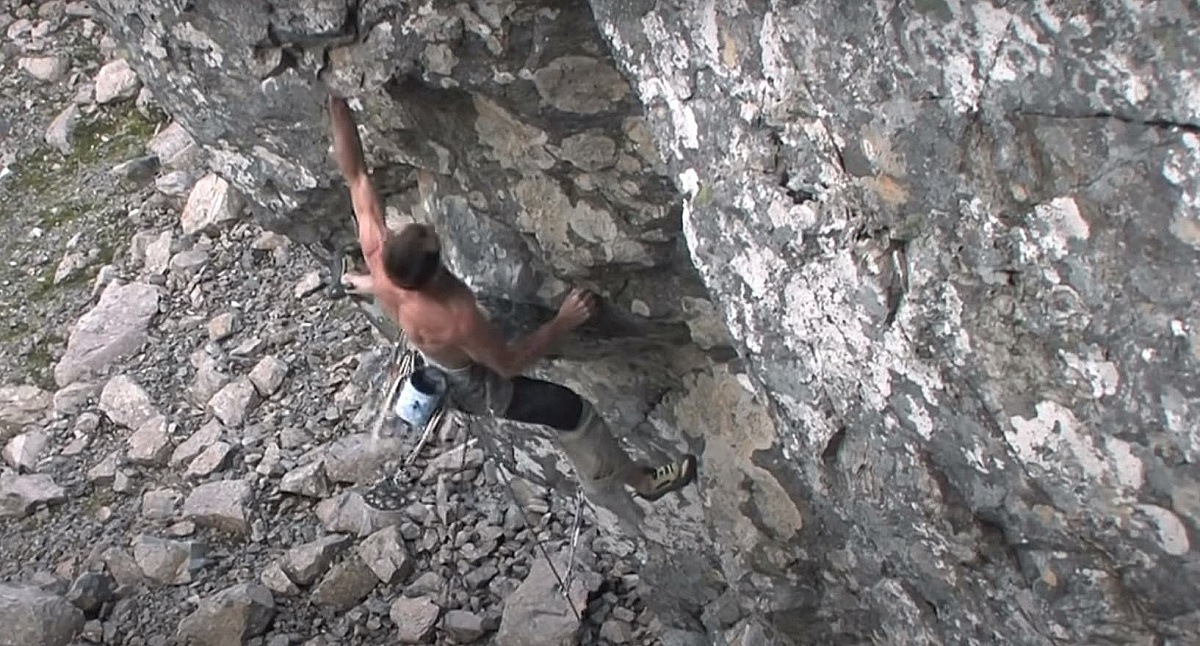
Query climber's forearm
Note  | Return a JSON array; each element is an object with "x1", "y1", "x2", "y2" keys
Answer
[
  {"x1": 504, "y1": 318, "x2": 571, "y2": 376},
  {"x1": 329, "y1": 95, "x2": 387, "y2": 254}
]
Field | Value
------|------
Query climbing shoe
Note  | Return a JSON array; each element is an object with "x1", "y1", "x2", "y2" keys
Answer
[{"x1": 637, "y1": 454, "x2": 698, "y2": 501}]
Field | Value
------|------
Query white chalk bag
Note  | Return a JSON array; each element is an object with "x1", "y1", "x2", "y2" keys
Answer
[{"x1": 393, "y1": 366, "x2": 447, "y2": 429}]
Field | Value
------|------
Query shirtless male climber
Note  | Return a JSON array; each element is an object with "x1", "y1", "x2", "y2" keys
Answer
[{"x1": 325, "y1": 95, "x2": 698, "y2": 520}]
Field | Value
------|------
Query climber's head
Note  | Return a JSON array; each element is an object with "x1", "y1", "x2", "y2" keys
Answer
[{"x1": 383, "y1": 223, "x2": 441, "y2": 291}]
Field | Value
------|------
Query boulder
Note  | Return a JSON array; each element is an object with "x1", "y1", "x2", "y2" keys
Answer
[
  {"x1": 18, "y1": 55, "x2": 68, "y2": 82},
  {"x1": 51, "y1": 381, "x2": 99, "y2": 416},
  {"x1": 183, "y1": 479, "x2": 252, "y2": 534},
  {"x1": 141, "y1": 488, "x2": 182, "y2": 520},
  {"x1": 181, "y1": 174, "x2": 243, "y2": 235},
  {"x1": 65, "y1": 572, "x2": 115, "y2": 615},
  {"x1": 279, "y1": 460, "x2": 329, "y2": 499},
  {"x1": 126, "y1": 414, "x2": 172, "y2": 466},
  {"x1": 0, "y1": 471, "x2": 66, "y2": 518},
  {"x1": 147, "y1": 122, "x2": 201, "y2": 170},
  {"x1": 186, "y1": 441, "x2": 232, "y2": 477},
  {"x1": 443, "y1": 610, "x2": 491, "y2": 644},
  {"x1": 187, "y1": 352, "x2": 229, "y2": 409},
  {"x1": 132, "y1": 534, "x2": 205, "y2": 585},
  {"x1": 494, "y1": 551, "x2": 591, "y2": 646},
  {"x1": 260, "y1": 562, "x2": 300, "y2": 597},
  {"x1": 99, "y1": 375, "x2": 157, "y2": 430},
  {"x1": 0, "y1": 583, "x2": 84, "y2": 646},
  {"x1": 314, "y1": 491, "x2": 402, "y2": 537},
  {"x1": 0, "y1": 385, "x2": 51, "y2": 440},
  {"x1": 45, "y1": 104, "x2": 78, "y2": 154},
  {"x1": 55, "y1": 283, "x2": 159, "y2": 387},
  {"x1": 322, "y1": 433, "x2": 403, "y2": 485},
  {"x1": 176, "y1": 583, "x2": 274, "y2": 646},
  {"x1": 207, "y1": 380, "x2": 258, "y2": 427},
  {"x1": 170, "y1": 420, "x2": 222, "y2": 467},
  {"x1": 309, "y1": 555, "x2": 377, "y2": 612},
  {"x1": 93, "y1": 58, "x2": 140, "y2": 103},
  {"x1": 3, "y1": 430, "x2": 47, "y2": 472},
  {"x1": 357, "y1": 525, "x2": 413, "y2": 584},
  {"x1": 281, "y1": 534, "x2": 350, "y2": 586},
  {"x1": 142, "y1": 231, "x2": 172, "y2": 275},
  {"x1": 248, "y1": 356, "x2": 287, "y2": 396},
  {"x1": 390, "y1": 596, "x2": 439, "y2": 644}
]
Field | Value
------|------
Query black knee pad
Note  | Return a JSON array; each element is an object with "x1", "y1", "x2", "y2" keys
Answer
[{"x1": 503, "y1": 377, "x2": 585, "y2": 431}]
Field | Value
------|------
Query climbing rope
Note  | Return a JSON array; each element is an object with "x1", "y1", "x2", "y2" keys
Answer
[{"x1": 469, "y1": 422, "x2": 584, "y2": 621}]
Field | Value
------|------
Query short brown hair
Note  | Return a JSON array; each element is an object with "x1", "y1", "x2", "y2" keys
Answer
[{"x1": 383, "y1": 224, "x2": 440, "y2": 290}]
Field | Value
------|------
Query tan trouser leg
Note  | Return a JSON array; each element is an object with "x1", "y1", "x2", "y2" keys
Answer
[
  {"x1": 555, "y1": 402, "x2": 648, "y2": 491},
  {"x1": 555, "y1": 402, "x2": 648, "y2": 532}
]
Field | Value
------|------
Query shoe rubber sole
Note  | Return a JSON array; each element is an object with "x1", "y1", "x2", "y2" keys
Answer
[{"x1": 638, "y1": 454, "x2": 698, "y2": 502}]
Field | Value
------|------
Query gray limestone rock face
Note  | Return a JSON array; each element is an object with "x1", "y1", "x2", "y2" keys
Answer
[
  {"x1": 586, "y1": 0, "x2": 1200, "y2": 642},
  {"x1": 55, "y1": 283, "x2": 159, "y2": 387},
  {"x1": 90, "y1": 0, "x2": 1200, "y2": 644},
  {"x1": 0, "y1": 583, "x2": 84, "y2": 646}
]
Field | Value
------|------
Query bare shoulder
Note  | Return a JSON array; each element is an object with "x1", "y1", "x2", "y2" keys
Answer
[{"x1": 445, "y1": 284, "x2": 488, "y2": 338}]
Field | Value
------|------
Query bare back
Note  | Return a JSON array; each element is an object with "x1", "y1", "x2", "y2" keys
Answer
[{"x1": 366, "y1": 253, "x2": 477, "y2": 368}]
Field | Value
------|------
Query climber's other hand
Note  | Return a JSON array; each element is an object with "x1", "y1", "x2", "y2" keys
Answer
[{"x1": 556, "y1": 288, "x2": 598, "y2": 330}]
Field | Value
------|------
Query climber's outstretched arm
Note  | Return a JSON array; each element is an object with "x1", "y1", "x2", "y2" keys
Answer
[
  {"x1": 453, "y1": 288, "x2": 598, "y2": 379},
  {"x1": 329, "y1": 95, "x2": 386, "y2": 258}
]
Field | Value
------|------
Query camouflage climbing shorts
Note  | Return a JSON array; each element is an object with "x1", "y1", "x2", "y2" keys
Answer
[{"x1": 423, "y1": 356, "x2": 514, "y2": 417}]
